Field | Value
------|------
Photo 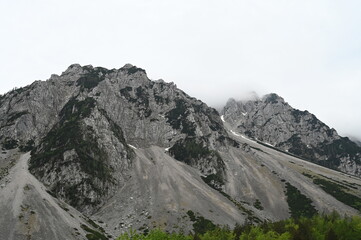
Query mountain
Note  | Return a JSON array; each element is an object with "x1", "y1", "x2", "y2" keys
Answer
[
  {"x1": 349, "y1": 136, "x2": 361, "y2": 147},
  {"x1": 222, "y1": 93, "x2": 361, "y2": 176},
  {"x1": 1, "y1": 65, "x2": 361, "y2": 239}
]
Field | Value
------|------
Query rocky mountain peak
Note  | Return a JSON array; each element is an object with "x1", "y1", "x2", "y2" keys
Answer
[
  {"x1": 1, "y1": 67, "x2": 361, "y2": 239},
  {"x1": 63, "y1": 63, "x2": 84, "y2": 75},
  {"x1": 262, "y1": 93, "x2": 285, "y2": 104},
  {"x1": 0, "y1": 63, "x2": 229, "y2": 214},
  {"x1": 222, "y1": 92, "x2": 361, "y2": 176},
  {"x1": 121, "y1": 63, "x2": 135, "y2": 69}
]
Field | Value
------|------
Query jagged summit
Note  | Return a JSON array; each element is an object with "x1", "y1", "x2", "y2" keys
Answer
[
  {"x1": 262, "y1": 93, "x2": 285, "y2": 103},
  {"x1": 64, "y1": 63, "x2": 82, "y2": 72},
  {"x1": 222, "y1": 92, "x2": 361, "y2": 176}
]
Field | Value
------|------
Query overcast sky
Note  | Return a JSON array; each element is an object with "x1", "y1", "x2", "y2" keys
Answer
[{"x1": 1, "y1": 0, "x2": 360, "y2": 139}]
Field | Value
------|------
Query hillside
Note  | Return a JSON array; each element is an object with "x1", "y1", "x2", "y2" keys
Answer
[{"x1": 0, "y1": 64, "x2": 360, "y2": 239}]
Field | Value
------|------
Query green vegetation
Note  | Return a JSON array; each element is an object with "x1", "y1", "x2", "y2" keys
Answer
[
  {"x1": 171, "y1": 138, "x2": 211, "y2": 163},
  {"x1": 313, "y1": 178, "x2": 361, "y2": 211},
  {"x1": 126, "y1": 66, "x2": 146, "y2": 75},
  {"x1": 29, "y1": 97, "x2": 112, "y2": 206},
  {"x1": 170, "y1": 137, "x2": 226, "y2": 197},
  {"x1": 120, "y1": 87, "x2": 134, "y2": 101},
  {"x1": 284, "y1": 135, "x2": 315, "y2": 161},
  {"x1": 201, "y1": 173, "x2": 225, "y2": 191},
  {"x1": 19, "y1": 139, "x2": 35, "y2": 152},
  {"x1": 198, "y1": 165, "x2": 261, "y2": 224},
  {"x1": 278, "y1": 133, "x2": 361, "y2": 171},
  {"x1": 285, "y1": 182, "x2": 317, "y2": 218},
  {"x1": 6, "y1": 110, "x2": 29, "y2": 124},
  {"x1": 30, "y1": 97, "x2": 110, "y2": 179},
  {"x1": 253, "y1": 199, "x2": 264, "y2": 210},
  {"x1": 81, "y1": 224, "x2": 108, "y2": 240},
  {"x1": 119, "y1": 86, "x2": 152, "y2": 118},
  {"x1": 169, "y1": 138, "x2": 223, "y2": 167},
  {"x1": 60, "y1": 97, "x2": 96, "y2": 120},
  {"x1": 191, "y1": 103, "x2": 222, "y2": 132},
  {"x1": 166, "y1": 99, "x2": 196, "y2": 136},
  {"x1": 291, "y1": 109, "x2": 305, "y2": 123},
  {"x1": 8, "y1": 85, "x2": 32, "y2": 97},
  {"x1": 98, "y1": 109, "x2": 134, "y2": 156},
  {"x1": 77, "y1": 68, "x2": 108, "y2": 90},
  {"x1": 117, "y1": 229, "x2": 192, "y2": 240},
  {"x1": 154, "y1": 94, "x2": 170, "y2": 105},
  {"x1": 264, "y1": 93, "x2": 280, "y2": 104},
  {"x1": 2, "y1": 137, "x2": 18, "y2": 150},
  {"x1": 316, "y1": 137, "x2": 361, "y2": 165},
  {"x1": 135, "y1": 86, "x2": 152, "y2": 118},
  {"x1": 199, "y1": 180, "x2": 261, "y2": 224},
  {"x1": 117, "y1": 214, "x2": 361, "y2": 240},
  {"x1": 302, "y1": 173, "x2": 361, "y2": 212},
  {"x1": 187, "y1": 210, "x2": 216, "y2": 235}
]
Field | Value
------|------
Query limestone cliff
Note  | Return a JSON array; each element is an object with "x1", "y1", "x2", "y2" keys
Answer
[{"x1": 222, "y1": 93, "x2": 361, "y2": 176}]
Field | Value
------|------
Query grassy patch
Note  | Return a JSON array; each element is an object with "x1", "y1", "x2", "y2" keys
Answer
[
  {"x1": 201, "y1": 173, "x2": 225, "y2": 191},
  {"x1": 186, "y1": 210, "x2": 216, "y2": 234},
  {"x1": 81, "y1": 224, "x2": 108, "y2": 240},
  {"x1": 2, "y1": 137, "x2": 18, "y2": 150},
  {"x1": 118, "y1": 214, "x2": 361, "y2": 240},
  {"x1": 165, "y1": 99, "x2": 196, "y2": 136},
  {"x1": 169, "y1": 138, "x2": 222, "y2": 166},
  {"x1": 253, "y1": 199, "x2": 264, "y2": 210},
  {"x1": 313, "y1": 178, "x2": 361, "y2": 211},
  {"x1": 201, "y1": 178, "x2": 262, "y2": 224},
  {"x1": 285, "y1": 182, "x2": 317, "y2": 218}
]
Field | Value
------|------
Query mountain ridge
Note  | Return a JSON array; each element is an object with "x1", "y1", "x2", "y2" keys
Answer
[
  {"x1": 1, "y1": 64, "x2": 361, "y2": 239},
  {"x1": 222, "y1": 93, "x2": 361, "y2": 177}
]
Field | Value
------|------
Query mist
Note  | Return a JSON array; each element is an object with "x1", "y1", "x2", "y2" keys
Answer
[{"x1": 0, "y1": 0, "x2": 360, "y2": 140}]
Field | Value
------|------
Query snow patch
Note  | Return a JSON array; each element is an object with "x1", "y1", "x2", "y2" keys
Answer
[
  {"x1": 241, "y1": 135, "x2": 256, "y2": 143},
  {"x1": 165, "y1": 147, "x2": 171, "y2": 151},
  {"x1": 230, "y1": 130, "x2": 257, "y2": 143},
  {"x1": 230, "y1": 130, "x2": 241, "y2": 137},
  {"x1": 128, "y1": 144, "x2": 137, "y2": 150},
  {"x1": 241, "y1": 112, "x2": 247, "y2": 116},
  {"x1": 220, "y1": 115, "x2": 225, "y2": 122}
]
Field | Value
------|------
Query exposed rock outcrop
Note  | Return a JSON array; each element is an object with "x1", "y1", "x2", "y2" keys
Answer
[
  {"x1": 1, "y1": 66, "x2": 361, "y2": 240},
  {"x1": 0, "y1": 64, "x2": 227, "y2": 214},
  {"x1": 222, "y1": 93, "x2": 361, "y2": 176}
]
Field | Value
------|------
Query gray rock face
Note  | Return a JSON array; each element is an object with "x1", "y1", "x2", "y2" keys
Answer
[
  {"x1": 0, "y1": 151, "x2": 112, "y2": 240},
  {"x1": 222, "y1": 93, "x2": 361, "y2": 176},
  {"x1": 0, "y1": 64, "x2": 227, "y2": 214},
  {"x1": 1, "y1": 66, "x2": 361, "y2": 239}
]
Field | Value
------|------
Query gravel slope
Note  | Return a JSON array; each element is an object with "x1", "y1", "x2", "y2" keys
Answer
[{"x1": 0, "y1": 151, "x2": 110, "y2": 240}]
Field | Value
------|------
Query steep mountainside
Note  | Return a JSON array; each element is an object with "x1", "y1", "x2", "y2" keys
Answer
[
  {"x1": 0, "y1": 64, "x2": 226, "y2": 214},
  {"x1": 222, "y1": 93, "x2": 361, "y2": 176},
  {"x1": 1, "y1": 65, "x2": 361, "y2": 239},
  {"x1": 0, "y1": 151, "x2": 113, "y2": 240}
]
